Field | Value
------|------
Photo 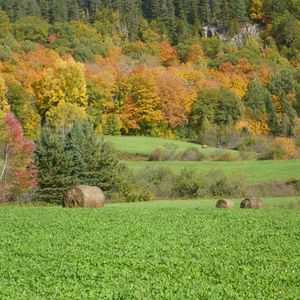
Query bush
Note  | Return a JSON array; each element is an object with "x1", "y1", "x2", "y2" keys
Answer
[
  {"x1": 149, "y1": 144, "x2": 179, "y2": 161},
  {"x1": 164, "y1": 143, "x2": 179, "y2": 160},
  {"x1": 149, "y1": 148, "x2": 166, "y2": 161},
  {"x1": 173, "y1": 168, "x2": 207, "y2": 198},
  {"x1": 180, "y1": 147, "x2": 205, "y2": 161},
  {"x1": 259, "y1": 138, "x2": 297, "y2": 160},
  {"x1": 135, "y1": 167, "x2": 175, "y2": 198},
  {"x1": 207, "y1": 170, "x2": 246, "y2": 197},
  {"x1": 210, "y1": 150, "x2": 239, "y2": 161}
]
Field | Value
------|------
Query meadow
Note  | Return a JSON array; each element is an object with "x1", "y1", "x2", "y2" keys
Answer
[
  {"x1": 104, "y1": 136, "x2": 300, "y2": 184},
  {"x1": 126, "y1": 160, "x2": 300, "y2": 184},
  {"x1": 0, "y1": 201, "x2": 299, "y2": 299},
  {"x1": 104, "y1": 136, "x2": 238, "y2": 156}
]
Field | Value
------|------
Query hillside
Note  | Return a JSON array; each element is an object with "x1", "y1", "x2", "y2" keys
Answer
[
  {"x1": 0, "y1": 1, "x2": 299, "y2": 142},
  {"x1": 104, "y1": 136, "x2": 239, "y2": 157}
]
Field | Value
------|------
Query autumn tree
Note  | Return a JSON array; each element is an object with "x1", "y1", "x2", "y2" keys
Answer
[
  {"x1": 156, "y1": 70, "x2": 194, "y2": 128},
  {"x1": 159, "y1": 41, "x2": 179, "y2": 67},
  {"x1": 250, "y1": 0, "x2": 263, "y2": 22},
  {"x1": 242, "y1": 80, "x2": 276, "y2": 135},
  {"x1": 0, "y1": 113, "x2": 37, "y2": 202},
  {"x1": 0, "y1": 76, "x2": 9, "y2": 112},
  {"x1": 6, "y1": 81, "x2": 41, "y2": 139},
  {"x1": 113, "y1": 69, "x2": 164, "y2": 135},
  {"x1": 32, "y1": 58, "x2": 88, "y2": 118}
]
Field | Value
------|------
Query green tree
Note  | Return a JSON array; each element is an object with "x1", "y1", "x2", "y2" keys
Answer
[
  {"x1": 34, "y1": 126, "x2": 75, "y2": 203},
  {"x1": 34, "y1": 121, "x2": 128, "y2": 203},
  {"x1": 66, "y1": 121, "x2": 122, "y2": 191},
  {"x1": 190, "y1": 88, "x2": 242, "y2": 141},
  {"x1": 14, "y1": 16, "x2": 49, "y2": 42}
]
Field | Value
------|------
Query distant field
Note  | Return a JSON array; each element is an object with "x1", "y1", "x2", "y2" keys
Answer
[
  {"x1": 104, "y1": 136, "x2": 239, "y2": 156},
  {"x1": 0, "y1": 204, "x2": 299, "y2": 299},
  {"x1": 108, "y1": 197, "x2": 300, "y2": 209},
  {"x1": 126, "y1": 160, "x2": 300, "y2": 183}
]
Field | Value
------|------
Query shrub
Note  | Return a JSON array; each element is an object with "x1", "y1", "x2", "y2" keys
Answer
[
  {"x1": 135, "y1": 167, "x2": 175, "y2": 198},
  {"x1": 149, "y1": 148, "x2": 166, "y2": 161},
  {"x1": 259, "y1": 138, "x2": 297, "y2": 160},
  {"x1": 274, "y1": 137, "x2": 297, "y2": 159},
  {"x1": 180, "y1": 147, "x2": 205, "y2": 161},
  {"x1": 173, "y1": 168, "x2": 207, "y2": 198},
  {"x1": 210, "y1": 150, "x2": 239, "y2": 161},
  {"x1": 207, "y1": 170, "x2": 246, "y2": 197},
  {"x1": 149, "y1": 144, "x2": 180, "y2": 161},
  {"x1": 164, "y1": 143, "x2": 179, "y2": 160}
]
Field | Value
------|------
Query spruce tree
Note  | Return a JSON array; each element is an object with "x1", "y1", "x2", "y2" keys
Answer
[
  {"x1": 34, "y1": 127, "x2": 75, "y2": 203},
  {"x1": 65, "y1": 121, "x2": 122, "y2": 191},
  {"x1": 35, "y1": 121, "x2": 126, "y2": 203}
]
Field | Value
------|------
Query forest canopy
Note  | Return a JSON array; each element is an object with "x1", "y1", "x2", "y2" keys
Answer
[{"x1": 0, "y1": 0, "x2": 299, "y2": 142}]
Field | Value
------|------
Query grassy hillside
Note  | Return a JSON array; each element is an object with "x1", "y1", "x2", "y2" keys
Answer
[
  {"x1": 104, "y1": 136, "x2": 239, "y2": 156},
  {"x1": 0, "y1": 205, "x2": 298, "y2": 299},
  {"x1": 126, "y1": 160, "x2": 300, "y2": 183}
]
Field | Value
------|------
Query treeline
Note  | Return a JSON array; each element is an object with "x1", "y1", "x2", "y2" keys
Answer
[
  {"x1": 1, "y1": 0, "x2": 300, "y2": 42},
  {"x1": 0, "y1": 2, "x2": 300, "y2": 143}
]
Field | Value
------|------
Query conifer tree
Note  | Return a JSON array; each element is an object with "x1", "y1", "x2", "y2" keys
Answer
[
  {"x1": 34, "y1": 127, "x2": 75, "y2": 203},
  {"x1": 66, "y1": 121, "x2": 122, "y2": 190},
  {"x1": 34, "y1": 121, "x2": 125, "y2": 203}
]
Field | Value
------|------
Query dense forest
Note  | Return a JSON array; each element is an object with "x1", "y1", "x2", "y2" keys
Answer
[{"x1": 0, "y1": 0, "x2": 300, "y2": 140}]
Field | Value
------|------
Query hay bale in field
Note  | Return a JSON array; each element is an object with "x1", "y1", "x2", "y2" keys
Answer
[
  {"x1": 63, "y1": 185, "x2": 105, "y2": 208},
  {"x1": 240, "y1": 198, "x2": 263, "y2": 209},
  {"x1": 216, "y1": 199, "x2": 234, "y2": 208}
]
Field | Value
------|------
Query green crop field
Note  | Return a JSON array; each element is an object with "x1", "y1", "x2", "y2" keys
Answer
[
  {"x1": 126, "y1": 159, "x2": 300, "y2": 183},
  {"x1": 104, "y1": 136, "x2": 239, "y2": 156},
  {"x1": 0, "y1": 202, "x2": 299, "y2": 299},
  {"x1": 109, "y1": 197, "x2": 300, "y2": 209}
]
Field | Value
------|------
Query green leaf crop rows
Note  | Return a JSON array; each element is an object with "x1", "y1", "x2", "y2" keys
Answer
[{"x1": 0, "y1": 207, "x2": 299, "y2": 299}]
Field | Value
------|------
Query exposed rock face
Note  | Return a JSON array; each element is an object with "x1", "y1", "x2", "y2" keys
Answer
[
  {"x1": 202, "y1": 26, "x2": 217, "y2": 38},
  {"x1": 231, "y1": 24, "x2": 260, "y2": 48},
  {"x1": 202, "y1": 23, "x2": 261, "y2": 48}
]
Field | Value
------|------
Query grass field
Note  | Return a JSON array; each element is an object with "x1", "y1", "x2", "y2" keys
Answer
[
  {"x1": 109, "y1": 197, "x2": 300, "y2": 209},
  {"x1": 104, "y1": 135, "x2": 239, "y2": 156},
  {"x1": 126, "y1": 159, "x2": 300, "y2": 183},
  {"x1": 0, "y1": 202, "x2": 299, "y2": 299}
]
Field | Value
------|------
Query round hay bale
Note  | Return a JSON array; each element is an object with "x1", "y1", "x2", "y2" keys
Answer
[
  {"x1": 240, "y1": 197, "x2": 263, "y2": 209},
  {"x1": 63, "y1": 185, "x2": 105, "y2": 208},
  {"x1": 216, "y1": 199, "x2": 234, "y2": 209}
]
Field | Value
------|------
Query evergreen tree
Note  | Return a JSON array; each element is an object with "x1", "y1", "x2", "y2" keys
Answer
[
  {"x1": 265, "y1": 91, "x2": 278, "y2": 135},
  {"x1": 34, "y1": 121, "x2": 126, "y2": 203},
  {"x1": 66, "y1": 121, "x2": 122, "y2": 191},
  {"x1": 34, "y1": 127, "x2": 74, "y2": 203},
  {"x1": 296, "y1": 85, "x2": 300, "y2": 117},
  {"x1": 243, "y1": 80, "x2": 270, "y2": 121}
]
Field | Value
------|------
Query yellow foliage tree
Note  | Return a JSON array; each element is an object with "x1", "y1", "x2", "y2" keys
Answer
[
  {"x1": 33, "y1": 58, "x2": 88, "y2": 116},
  {"x1": 0, "y1": 77, "x2": 9, "y2": 113},
  {"x1": 275, "y1": 137, "x2": 297, "y2": 159},
  {"x1": 47, "y1": 102, "x2": 89, "y2": 129},
  {"x1": 236, "y1": 119, "x2": 270, "y2": 135},
  {"x1": 114, "y1": 69, "x2": 164, "y2": 134},
  {"x1": 156, "y1": 71, "x2": 195, "y2": 128},
  {"x1": 250, "y1": 0, "x2": 263, "y2": 21}
]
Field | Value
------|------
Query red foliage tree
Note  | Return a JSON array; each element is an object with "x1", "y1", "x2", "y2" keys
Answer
[
  {"x1": 0, "y1": 113, "x2": 37, "y2": 201},
  {"x1": 159, "y1": 42, "x2": 179, "y2": 67}
]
